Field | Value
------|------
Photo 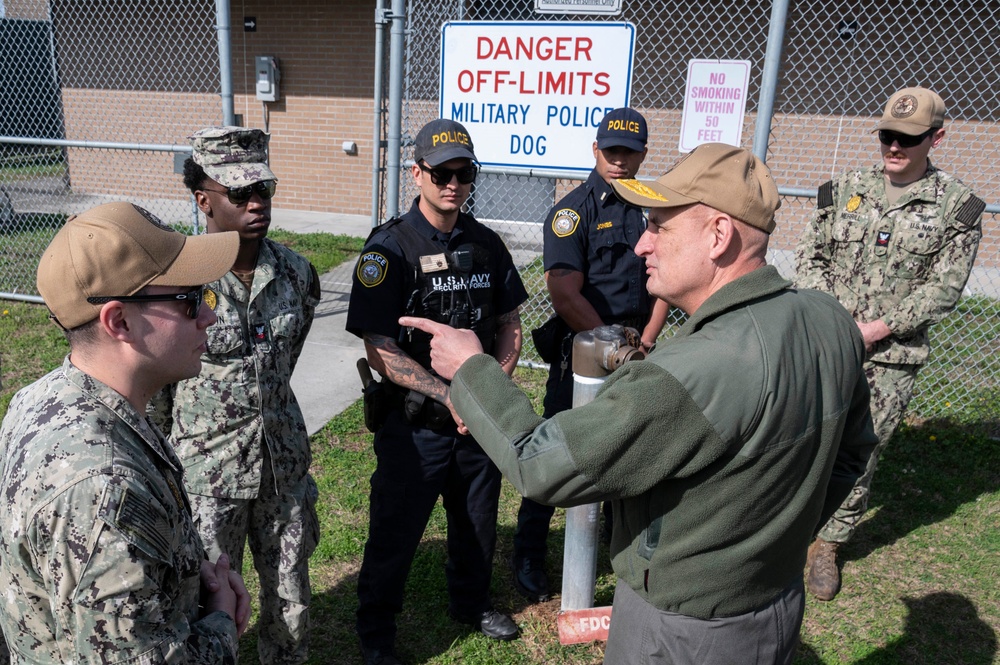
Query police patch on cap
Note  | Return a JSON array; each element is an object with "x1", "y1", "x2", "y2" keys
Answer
[
  {"x1": 357, "y1": 251, "x2": 388, "y2": 287},
  {"x1": 552, "y1": 209, "x2": 581, "y2": 238}
]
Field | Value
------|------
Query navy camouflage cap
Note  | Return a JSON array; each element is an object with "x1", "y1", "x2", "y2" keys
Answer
[
  {"x1": 189, "y1": 126, "x2": 278, "y2": 187},
  {"x1": 596, "y1": 108, "x2": 648, "y2": 152}
]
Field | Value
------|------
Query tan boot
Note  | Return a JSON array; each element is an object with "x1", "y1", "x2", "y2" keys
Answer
[{"x1": 806, "y1": 539, "x2": 841, "y2": 601}]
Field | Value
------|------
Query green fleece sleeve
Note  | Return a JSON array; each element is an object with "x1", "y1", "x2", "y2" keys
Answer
[
  {"x1": 451, "y1": 354, "x2": 726, "y2": 506},
  {"x1": 451, "y1": 355, "x2": 607, "y2": 506}
]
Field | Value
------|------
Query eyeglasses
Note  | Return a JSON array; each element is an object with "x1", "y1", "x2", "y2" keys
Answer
[
  {"x1": 202, "y1": 180, "x2": 277, "y2": 205},
  {"x1": 418, "y1": 162, "x2": 478, "y2": 186},
  {"x1": 878, "y1": 129, "x2": 936, "y2": 148},
  {"x1": 87, "y1": 287, "x2": 205, "y2": 319}
]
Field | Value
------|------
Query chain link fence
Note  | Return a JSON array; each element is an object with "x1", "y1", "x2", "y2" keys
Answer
[
  {"x1": 0, "y1": 0, "x2": 220, "y2": 298},
  {"x1": 391, "y1": 0, "x2": 999, "y2": 425},
  {"x1": 1, "y1": 0, "x2": 996, "y2": 424}
]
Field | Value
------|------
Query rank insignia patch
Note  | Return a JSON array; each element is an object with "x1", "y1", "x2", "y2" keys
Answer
[
  {"x1": 876, "y1": 231, "x2": 891, "y2": 246},
  {"x1": 357, "y1": 251, "x2": 388, "y2": 287},
  {"x1": 552, "y1": 209, "x2": 581, "y2": 238},
  {"x1": 203, "y1": 288, "x2": 218, "y2": 311},
  {"x1": 846, "y1": 195, "x2": 862, "y2": 212}
]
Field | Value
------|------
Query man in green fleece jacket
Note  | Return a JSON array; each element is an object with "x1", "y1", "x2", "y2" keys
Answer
[{"x1": 401, "y1": 143, "x2": 877, "y2": 664}]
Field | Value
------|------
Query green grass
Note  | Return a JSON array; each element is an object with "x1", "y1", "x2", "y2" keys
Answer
[
  {"x1": 1, "y1": 234, "x2": 998, "y2": 664},
  {"x1": 0, "y1": 148, "x2": 67, "y2": 180},
  {"x1": 0, "y1": 214, "x2": 67, "y2": 295}
]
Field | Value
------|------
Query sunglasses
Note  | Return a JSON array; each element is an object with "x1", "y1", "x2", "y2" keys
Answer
[
  {"x1": 418, "y1": 162, "x2": 478, "y2": 186},
  {"x1": 202, "y1": 180, "x2": 277, "y2": 205},
  {"x1": 87, "y1": 287, "x2": 205, "y2": 319},
  {"x1": 877, "y1": 129, "x2": 936, "y2": 148}
]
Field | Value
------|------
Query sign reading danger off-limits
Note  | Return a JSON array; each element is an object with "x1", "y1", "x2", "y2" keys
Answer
[{"x1": 439, "y1": 21, "x2": 636, "y2": 173}]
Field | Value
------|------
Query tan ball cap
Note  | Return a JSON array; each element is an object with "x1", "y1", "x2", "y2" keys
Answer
[
  {"x1": 611, "y1": 143, "x2": 781, "y2": 233},
  {"x1": 37, "y1": 202, "x2": 239, "y2": 329},
  {"x1": 873, "y1": 87, "x2": 946, "y2": 135}
]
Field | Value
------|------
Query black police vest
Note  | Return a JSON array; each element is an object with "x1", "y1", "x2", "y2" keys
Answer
[{"x1": 384, "y1": 218, "x2": 498, "y2": 371}]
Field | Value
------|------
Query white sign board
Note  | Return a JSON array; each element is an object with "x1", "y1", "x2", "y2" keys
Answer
[
  {"x1": 534, "y1": 0, "x2": 622, "y2": 15},
  {"x1": 678, "y1": 59, "x2": 751, "y2": 153},
  {"x1": 440, "y1": 21, "x2": 636, "y2": 173}
]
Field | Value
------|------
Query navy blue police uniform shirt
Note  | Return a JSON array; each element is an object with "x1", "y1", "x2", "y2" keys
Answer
[
  {"x1": 347, "y1": 198, "x2": 528, "y2": 345},
  {"x1": 543, "y1": 169, "x2": 652, "y2": 323}
]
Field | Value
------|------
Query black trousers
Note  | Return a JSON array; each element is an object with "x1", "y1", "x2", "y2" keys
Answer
[
  {"x1": 513, "y1": 350, "x2": 572, "y2": 562},
  {"x1": 356, "y1": 408, "x2": 502, "y2": 649}
]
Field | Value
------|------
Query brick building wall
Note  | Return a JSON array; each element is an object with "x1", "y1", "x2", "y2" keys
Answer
[{"x1": 51, "y1": 0, "x2": 377, "y2": 216}]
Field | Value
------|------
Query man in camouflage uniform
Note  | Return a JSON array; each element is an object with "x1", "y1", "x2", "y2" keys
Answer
[
  {"x1": 0, "y1": 201, "x2": 248, "y2": 663},
  {"x1": 796, "y1": 86, "x2": 984, "y2": 601},
  {"x1": 149, "y1": 127, "x2": 321, "y2": 664}
]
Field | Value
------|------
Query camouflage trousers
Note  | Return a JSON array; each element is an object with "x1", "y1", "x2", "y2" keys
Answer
[
  {"x1": 818, "y1": 361, "x2": 919, "y2": 544},
  {"x1": 191, "y1": 467, "x2": 319, "y2": 665}
]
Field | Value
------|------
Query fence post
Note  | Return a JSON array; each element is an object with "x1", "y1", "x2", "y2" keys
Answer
[
  {"x1": 214, "y1": 0, "x2": 235, "y2": 127},
  {"x1": 371, "y1": 0, "x2": 388, "y2": 228},
  {"x1": 751, "y1": 0, "x2": 790, "y2": 163},
  {"x1": 384, "y1": 0, "x2": 406, "y2": 220}
]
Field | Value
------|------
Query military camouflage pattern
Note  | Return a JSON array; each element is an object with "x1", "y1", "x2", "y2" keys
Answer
[
  {"x1": 0, "y1": 358, "x2": 237, "y2": 664},
  {"x1": 819, "y1": 362, "x2": 917, "y2": 543},
  {"x1": 189, "y1": 126, "x2": 277, "y2": 188},
  {"x1": 189, "y1": 470, "x2": 318, "y2": 665},
  {"x1": 796, "y1": 163, "x2": 983, "y2": 366},
  {"x1": 796, "y1": 161, "x2": 981, "y2": 544},
  {"x1": 149, "y1": 237, "x2": 319, "y2": 664}
]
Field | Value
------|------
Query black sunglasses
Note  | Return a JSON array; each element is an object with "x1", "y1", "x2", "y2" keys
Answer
[
  {"x1": 87, "y1": 287, "x2": 205, "y2": 319},
  {"x1": 418, "y1": 162, "x2": 478, "y2": 186},
  {"x1": 878, "y1": 129, "x2": 936, "y2": 148},
  {"x1": 203, "y1": 180, "x2": 277, "y2": 205}
]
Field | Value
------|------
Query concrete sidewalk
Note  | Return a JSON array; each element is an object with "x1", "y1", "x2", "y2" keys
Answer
[{"x1": 270, "y1": 208, "x2": 374, "y2": 435}]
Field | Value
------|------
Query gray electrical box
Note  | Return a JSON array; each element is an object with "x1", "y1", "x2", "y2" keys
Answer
[{"x1": 255, "y1": 55, "x2": 280, "y2": 102}]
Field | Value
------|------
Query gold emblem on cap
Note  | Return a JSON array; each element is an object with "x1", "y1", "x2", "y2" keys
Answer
[
  {"x1": 846, "y1": 195, "x2": 861, "y2": 212},
  {"x1": 617, "y1": 179, "x2": 669, "y2": 202},
  {"x1": 204, "y1": 288, "x2": 218, "y2": 310}
]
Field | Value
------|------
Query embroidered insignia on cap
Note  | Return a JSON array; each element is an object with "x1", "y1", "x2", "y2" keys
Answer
[
  {"x1": 616, "y1": 179, "x2": 669, "y2": 202},
  {"x1": 846, "y1": 195, "x2": 861, "y2": 212},
  {"x1": 876, "y1": 231, "x2": 891, "y2": 246},
  {"x1": 133, "y1": 205, "x2": 173, "y2": 231},
  {"x1": 891, "y1": 95, "x2": 918, "y2": 119},
  {"x1": 357, "y1": 251, "x2": 388, "y2": 287},
  {"x1": 552, "y1": 209, "x2": 581, "y2": 238},
  {"x1": 203, "y1": 288, "x2": 217, "y2": 310}
]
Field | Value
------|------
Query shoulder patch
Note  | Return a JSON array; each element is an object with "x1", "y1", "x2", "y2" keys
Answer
[
  {"x1": 817, "y1": 181, "x2": 834, "y2": 209},
  {"x1": 356, "y1": 251, "x2": 388, "y2": 287},
  {"x1": 552, "y1": 209, "x2": 581, "y2": 238},
  {"x1": 955, "y1": 194, "x2": 986, "y2": 227}
]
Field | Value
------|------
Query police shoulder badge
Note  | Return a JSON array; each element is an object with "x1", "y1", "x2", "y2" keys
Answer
[
  {"x1": 552, "y1": 209, "x2": 581, "y2": 238},
  {"x1": 846, "y1": 195, "x2": 862, "y2": 212},
  {"x1": 203, "y1": 288, "x2": 218, "y2": 310},
  {"x1": 357, "y1": 251, "x2": 388, "y2": 287}
]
